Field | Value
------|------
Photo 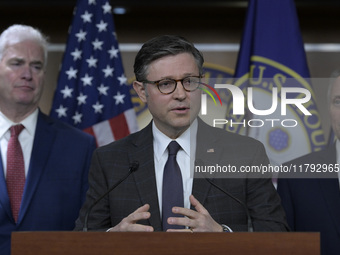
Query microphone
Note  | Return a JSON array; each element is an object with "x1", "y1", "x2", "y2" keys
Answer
[
  {"x1": 83, "y1": 161, "x2": 139, "y2": 232},
  {"x1": 195, "y1": 160, "x2": 254, "y2": 232}
]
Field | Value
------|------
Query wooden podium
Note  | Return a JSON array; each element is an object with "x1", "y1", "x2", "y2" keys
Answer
[{"x1": 11, "y1": 232, "x2": 320, "y2": 255}]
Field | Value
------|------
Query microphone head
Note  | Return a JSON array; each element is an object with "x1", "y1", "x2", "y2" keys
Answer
[{"x1": 129, "y1": 161, "x2": 139, "y2": 172}]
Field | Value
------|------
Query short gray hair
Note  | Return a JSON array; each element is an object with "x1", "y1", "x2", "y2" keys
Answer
[{"x1": 0, "y1": 24, "x2": 49, "y2": 66}]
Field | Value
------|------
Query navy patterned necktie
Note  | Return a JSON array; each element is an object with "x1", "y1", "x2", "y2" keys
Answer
[{"x1": 162, "y1": 141, "x2": 184, "y2": 230}]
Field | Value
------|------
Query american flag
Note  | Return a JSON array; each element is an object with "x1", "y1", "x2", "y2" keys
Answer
[{"x1": 50, "y1": 0, "x2": 138, "y2": 147}]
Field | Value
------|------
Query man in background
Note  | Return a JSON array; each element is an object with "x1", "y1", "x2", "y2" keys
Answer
[
  {"x1": 75, "y1": 35, "x2": 288, "y2": 233},
  {"x1": 0, "y1": 24, "x2": 96, "y2": 255},
  {"x1": 277, "y1": 70, "x2": 340, "y2": 255}
]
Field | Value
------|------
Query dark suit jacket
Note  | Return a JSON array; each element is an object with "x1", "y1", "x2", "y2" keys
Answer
[
  {"x1": 0, "y1": 111, "x2": 96, "y2": 255},
  {"x1": 277, "y1": 144, "x2": 340, "y2": 255},
  {"x1": 75, "y1": 118, "x2": 288, "y2": 232}
]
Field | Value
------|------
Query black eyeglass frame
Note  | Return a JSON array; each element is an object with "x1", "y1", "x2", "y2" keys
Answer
[{"x1": 140, "y1": 75, "x2": 203, "y2": 95}]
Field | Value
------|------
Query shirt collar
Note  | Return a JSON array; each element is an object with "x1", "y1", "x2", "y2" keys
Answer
[
  {"x1": 152, "y1": 119, "x2": 198, "y2": 162},
  {"x1": 0, "y1": 109, "x2": 38, "y2": 138}
]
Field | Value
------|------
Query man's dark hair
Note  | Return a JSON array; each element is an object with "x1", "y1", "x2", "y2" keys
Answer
[{"x1": 134, "y1": 35, "x2": 204, "y2": 82}]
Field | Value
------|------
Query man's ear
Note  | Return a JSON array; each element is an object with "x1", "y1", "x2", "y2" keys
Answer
[{"x1": 133, "y1": 81, "x2": 147, "y2": 103}]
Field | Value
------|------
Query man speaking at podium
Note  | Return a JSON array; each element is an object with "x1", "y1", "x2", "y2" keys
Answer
[{"x1": 75, "y1": 35, "x2": 288, "y2": 233}]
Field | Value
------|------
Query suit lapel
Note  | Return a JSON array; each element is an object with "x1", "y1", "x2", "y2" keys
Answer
[
  {"x1": 192, "y1": 178, "x2": 212, "y2": 208},
  {"x1": 192, "y1": 119, "x2": 222, "y2": 206},
  {"x1": 129, "y1": 122, "x2": 162, "y2": 231},
  {"x1": 0, "y1": 149, "x2": 12, "y2": 220},
  {"x1": 17, "y1": 112, "x2": 57, "y2": 223},
  {"x1": 319, "y1": 179, "x2": 340, "y2": 235},
  {"x1": 318, "y1": 145, "x2": 340, "y2": 235}
]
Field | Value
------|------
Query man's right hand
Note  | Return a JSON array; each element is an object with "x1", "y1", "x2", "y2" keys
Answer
[{"x1": 108, "y1": 204, "x2": 154, "y2": 232}]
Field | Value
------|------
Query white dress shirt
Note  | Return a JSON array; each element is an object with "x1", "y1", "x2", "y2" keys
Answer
[
  {"x1": 152, "y1": 119, "x2": 197, "y2": 217},
  {"x1": 0, "y1": 109, "x2": 38, "y2": 178}
]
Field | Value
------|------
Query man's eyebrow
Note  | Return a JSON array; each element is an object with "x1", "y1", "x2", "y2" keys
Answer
[
  {"x1": 8, "y1": 57, "x2": 24, "y2": 62},
  {"x1": 30, "y1": 60, "x2": 44, "y2": 65},
  {"x1": 158, "y1": 73, "x2": 198, "y2": 79},
  {"x1": 183, "y1": 73, "x2": 198, "y2": 76}
]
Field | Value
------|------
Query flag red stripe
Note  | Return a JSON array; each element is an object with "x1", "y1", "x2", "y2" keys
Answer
[{"x1": 109, "y1": 113, "x2": 130, "y2": 140}]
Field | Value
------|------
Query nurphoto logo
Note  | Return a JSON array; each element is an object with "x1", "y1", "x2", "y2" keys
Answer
[{"x1": 200, "y1": 81, "x2": 312, "y2": 129}]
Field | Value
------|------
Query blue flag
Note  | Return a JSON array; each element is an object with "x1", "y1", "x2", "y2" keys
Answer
[
  {"x1": 50, "y1": 0, "x2": 138, "y2": 147},
  {"x1": 227, "y1": 0, "x2": 325, "y2": 165}
]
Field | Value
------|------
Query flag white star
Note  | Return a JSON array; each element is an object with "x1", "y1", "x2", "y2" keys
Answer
[
  {"x1": 65, "y1": 67, "x2": 78, "y2": 79},
  {"x1": 88, "y1": 0, "x2": 96, "y2": 5},
  {"x1": 60, "y1": 85, "x2": 73, "y2": 99},
  {"x1": 102, "y1": 2, "x2": 112, "y2": 14},
  {"x1": 81, "y1": 11, "x2": 93, "y2": 23},
  {"x1": 81, "y1": 73, "x2": 93, "y2": 86},
  {"x1": 71, "y1": 48, "x2": 82, "y2": 61},
  {"x1": 108, "y1": 46, "x2": 119, "y2": 58},
  {"x1": 113, "y1": 91, "x2": 126, "y2": 105},
  {"x1": 92, "y1": 101, "x2": 104, "y2": 113},
  {"x1": 72, "y1": 112, "x2": 83, "y2": 124},
  {"x1": 117, "y1": 74, "x2": 127, "y2": 85},
  {"x1": 55, "y1": 105, "x2": 68, "y2": 118},
  {"x1": 75, "y1": 29, "x2": 87, "y2": 42},
  {"x1": 86, "y1": 56, "x2": 98, "y2": 68},
  {"x1": 77, "y1": 93, "x2": 88, "y2": 105},
  {"x1": 92, "y1": 38, "x2": 104, "y2": 50},
  {"x1": 96, "y1": 20, "x2": 108, "y2": 32},
  {"x1": 102, "y1": 65, "x2": 114, "y2": 77},
  {"x1": 97, "y1": 84, "x2": 109, "y2": 96}
]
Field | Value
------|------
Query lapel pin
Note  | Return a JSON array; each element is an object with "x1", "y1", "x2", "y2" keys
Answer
[{"x1": 207, "y1": 148, "x2": 214, "y2": 153}]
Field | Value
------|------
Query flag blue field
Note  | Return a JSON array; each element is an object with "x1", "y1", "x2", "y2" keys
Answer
[
  {"x1": 227, "y1": 0, "x2": 326, "y2": 165},
  {"x1": 50, "y1": 0, "x2": 138, "y2": 147}
]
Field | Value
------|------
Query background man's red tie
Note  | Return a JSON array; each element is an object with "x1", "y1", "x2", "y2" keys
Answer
[{"x1": 6, "y1": 124, "x2": 25, "y2": 223}]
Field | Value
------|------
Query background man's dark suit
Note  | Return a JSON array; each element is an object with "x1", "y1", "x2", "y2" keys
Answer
[
  {"x1": 277, "y1": 144, "x2": 340, "y2": 255},
  {"x1": 0, "y1": 111, "x2": 96, "y2": 255},
  {"x1": 75, "y1": 118, "x2": 288, "y2": 231}
]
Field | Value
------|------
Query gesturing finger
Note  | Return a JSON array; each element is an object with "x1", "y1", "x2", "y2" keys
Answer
[
  {"x1": 127, "y1": 204, "x2": 151, "y2": 223},
  {"x1": 189, "y1": 195, "x2": 209, "y2": 215},
  {"x1": 110, "y1": 204, "x2": 153, "y2": 232}
]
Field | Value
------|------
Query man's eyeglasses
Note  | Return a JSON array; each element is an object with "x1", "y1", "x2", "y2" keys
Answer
[{"x1": 141, "y1": 76, "x2": 202, "y2": 94}]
